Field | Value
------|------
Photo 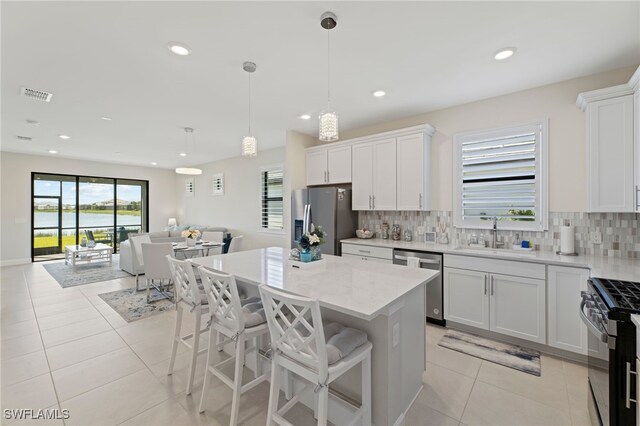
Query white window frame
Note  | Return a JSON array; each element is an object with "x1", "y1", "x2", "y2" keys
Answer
[
  {"x1": 258, "y1": 164, "x2": 285, "y2": 234},
  {"x1": 452, "y1": 120, "x2": 549, "y2": 231}
]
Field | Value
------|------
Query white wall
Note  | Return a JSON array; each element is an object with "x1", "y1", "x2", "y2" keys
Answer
[
  {"x1": 0, "y1": 151, "x2": 178, "y2": 265},
  {"x1": 330, "y1": 65, "x2": 638, "y2": 212},
  {"x1": 175, "y1": 147, "x2": 287, "y2": 250}
]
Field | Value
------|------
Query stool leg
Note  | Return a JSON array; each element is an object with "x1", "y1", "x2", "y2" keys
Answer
[
  {"x1": 266, "y1": 354, "x2": 282, "y2": 426},
  {"x1": 167, "y1": 304, "x2": 184, "y2": 375},
  {"x1": 362, "y1": 354, "x2": 372, "y2": 426},
  {"x1": 317, "y1": 386, "x2": 329, "y2": 426},
  {"x1": 186, "y1": 306, "x2": 201, "y2": 395},
  {"x1": 198, "y1": 327, "x2": 217, "y2": 413},
  {"x1": 216, "y1": 331, "x2": 224, "y2": 352},
  {"x1": 230, "y1": 335, "x2": 245, "y2": 426},
  {"x1": 254, "y1": 335, "x2": 261, "y2": 379},
  {"x1": 285, "y1": 370, "x2": 293, "y2": 400}
]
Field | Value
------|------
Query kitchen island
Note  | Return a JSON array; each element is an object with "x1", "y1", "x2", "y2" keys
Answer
[{"x1": 192, "y1": 247, "x2": 439, "y2": 426}]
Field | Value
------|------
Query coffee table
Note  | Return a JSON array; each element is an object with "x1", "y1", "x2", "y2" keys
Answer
[{"x1": 64, "y1": 243, "x2": 113, "y2": 271}]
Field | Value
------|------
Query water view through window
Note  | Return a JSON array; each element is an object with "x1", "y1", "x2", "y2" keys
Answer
[{"x1": 32, "y1": 173, "x2": 148, "y2": 261}]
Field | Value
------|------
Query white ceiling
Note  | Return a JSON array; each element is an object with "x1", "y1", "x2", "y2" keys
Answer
[{"x1": 2, "y1": 1, "x2": 639, "y2": 169}]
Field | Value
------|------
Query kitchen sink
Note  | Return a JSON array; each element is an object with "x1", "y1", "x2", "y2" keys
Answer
[{"x1": 453, "y1": 245, "x2": 537, "y2": 258}]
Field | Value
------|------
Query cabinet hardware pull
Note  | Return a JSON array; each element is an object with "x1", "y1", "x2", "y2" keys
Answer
[
  {"x1": 419, "y1": 193, "x2": 422, "y2": 209},
  {"x1": 490, "y1": 275, "x2": 494, "y2": 296},
  {"x1": 358, "y1": 250, "x2": 371, "y2": 254},
  {"x1": 626, "y1": 362, "x2": 637, "y2": 408},
  {"x1": 484, "y1": 275, "x2": 487, "y2": 295},
  {"x1": 369, "y1": 195, "x2": 372, "y2": 209},
  {"x1": 327, "y1": 171, "x2": 329, "y2": 182},
  {"x1": 636, "y1": 185, "x2": 640, "y2": 210},
  {"x1": 372, "y1": 195, "x2": 375, "y2": 209}
]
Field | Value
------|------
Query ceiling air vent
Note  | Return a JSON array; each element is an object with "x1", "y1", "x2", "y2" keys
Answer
[
  {"x1": 21, "y1": 87, "x2": 53, "y2": 102},
  {"x1": 16, "y1": 135, "x2": 33, "y2": 141}
]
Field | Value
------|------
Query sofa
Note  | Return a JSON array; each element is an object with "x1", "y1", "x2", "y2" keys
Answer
[{"x1": 119, "y1": 227, "x2": 227, "y2": 276}]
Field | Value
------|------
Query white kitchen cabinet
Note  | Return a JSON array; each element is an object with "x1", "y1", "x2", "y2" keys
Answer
[
  {"x1": 635, "y1": 89, "x2": 640, "y2": 212},
  {"x1": 306, "y1": 145, "x2": 352, "y2": 186},
  {"x1": 396, "y1": 133, "x2": 431, "y2": 210},
  {"x1": 341, "y1": 243, "x2": 393, "y2": 264},
  {"x1": 352, "y1": 143, "x2": 373, "y2": 210},
  {"x1": 548, "y1": 266, "x2": 589, "y2": 354},
  {"x1": 489, "y1": 273, "x2": 546, "y2": 344},
  {"x1": 372, "y1": 138, "x2": 397, "y2": 210},
  {"x1": 586, "y1": 95, "x2": 635, "y2": 212},
  {"x1": 342, "y1": 253, "x2": 393, "y2": 264},
  {"x1": 444, "y1": 267, "x2": 490, "y2": 330}
]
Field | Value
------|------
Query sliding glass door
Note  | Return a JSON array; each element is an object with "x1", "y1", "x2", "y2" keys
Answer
[{"x1": 32, "y1": 173, "x2": 148, "y2": 261}]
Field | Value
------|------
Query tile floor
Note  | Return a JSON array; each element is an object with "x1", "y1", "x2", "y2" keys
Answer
[{"x1": 1, "y1": 262, "x2": 591, "y2": 425}]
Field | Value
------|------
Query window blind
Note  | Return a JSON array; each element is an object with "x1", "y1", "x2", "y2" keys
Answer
[
  {"x1": 461, "y1": 131, "x2": 537, "y2": 222},
  {"x1": 261, "y1": 168, "x2": 284, "y2": 230}
]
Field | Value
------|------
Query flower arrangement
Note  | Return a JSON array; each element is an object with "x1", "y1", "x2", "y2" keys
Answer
[
  {"x1": 298, "y1": 224, "x2": 326, "y2": 250},
  {"x1": 181, "y1": 229, "x2": 201, "y2": 239}
]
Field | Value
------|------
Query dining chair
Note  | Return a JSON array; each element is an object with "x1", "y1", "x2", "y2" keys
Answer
[
  {"x1": 202, "y1": 231, "x2": 223, "y2": 256},
  {"x1": 197, "y1": 266, "x2": 270, "y2": 425},
  {"x1": 259, "y1": 285, "x2": 372, "y2": 426},
  {"x1": 141, "y1": 243, "x2": 174, "y2": 303},
  {"x1": 228, "y1": 235, "x2": 244, "y2": 253},
  {"x1": 166, "y1": 256, "x2": 210, "y2": 395},
  {"x1": 129, "y1": 234, "x2": 151, "y2": 290}
]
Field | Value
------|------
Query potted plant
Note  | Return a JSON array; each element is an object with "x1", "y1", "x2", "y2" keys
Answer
[
  {"x1": 297, "y1": 224, "x2": 326, "y2": 262},
  {"x1": 181, "y1": 229, "x2": 201, "y2": 246}
]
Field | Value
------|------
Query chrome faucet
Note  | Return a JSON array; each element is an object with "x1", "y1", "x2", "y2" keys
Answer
[{"x1": 490, "y1": 217, "x2": 503, "y2": 249}]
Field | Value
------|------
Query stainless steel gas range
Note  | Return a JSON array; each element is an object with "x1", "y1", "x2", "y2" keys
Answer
[{"x1": 581, "y1": 278, "x2": 640, "y2": 426}]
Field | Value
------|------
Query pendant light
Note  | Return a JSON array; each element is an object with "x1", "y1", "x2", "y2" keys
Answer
[
  {"x1": 175, "y1": 127, "x2": 202, "y2": 175},
  {"x1": 319, "y1": 12, "x2": 338, "y2": 142},
  {"x1": 242, "y1": 61, "x2": 258, "y2": 157}
]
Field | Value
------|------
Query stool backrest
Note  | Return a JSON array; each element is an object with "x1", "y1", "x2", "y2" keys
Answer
[
  {"x1": 259, "y1": 285, "x2": 328, "y2": 378},
  {"x1": 166, "y1": 256, "x2": 200, "y2": 306},
  {"x1": 142, "y1": 243, "x2": 173, "y2": 281},
  {"x1": 130, "y1": 234, "x2": 151, "y2": 267},
  {"x1": 198, "y1": 266, "x2": 244, "y2": 332}
]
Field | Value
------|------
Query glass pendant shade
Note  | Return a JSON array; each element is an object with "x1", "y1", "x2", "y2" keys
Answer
[
  {"x1": 319, "y1": 111, "x2": 339, "y2": 142},
  {"x1": 175, "y1": 167, "x2": 202, "y2": 175},
  {"x1": 242, "y1": 136, "x2": 257, "y2": 157}
]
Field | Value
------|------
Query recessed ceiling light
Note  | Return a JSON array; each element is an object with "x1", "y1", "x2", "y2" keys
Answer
[
  {"x1": 101, "y1": 116, "x2": 112, "y2": 121},
  {"x1": 58, "y1": 134, "x2": 71, "y2": 140},
  {"x1": 167, "y1": 42, "x2": 190, "y2": 56},
  {"x1": 494, "y1": 47, "x2": 516, "y2": 61},
  {"x1": 151, "y1": 162, "x2": 158, "y2": 166},
  {"x1": 299, "y1": 114, "x2": 311, "y2": 120},
  {"x1": 48, "y1": 149, "x2": 57, "y2": 154},
  {"x1": 373, "y1": 90, "x2": 386, "y2": 97},
  {"x1": 179, "y1": 152, "x2": 187, "y2": 157}
]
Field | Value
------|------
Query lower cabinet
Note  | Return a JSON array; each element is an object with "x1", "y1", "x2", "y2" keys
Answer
[
  {"x1": 548, "y1": 265, "x2": 589, "y2": 354},
  {"x1": 342, "y1": 253, "x2": 392, "y2": 264},
  {"x1": 444, "y1": 266, "x2": 546, "y2": 344}
]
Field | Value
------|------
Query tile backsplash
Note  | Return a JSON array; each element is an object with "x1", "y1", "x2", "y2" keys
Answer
[{"x1": 359, "y1": 211, "x2": 640, "y2": 258}]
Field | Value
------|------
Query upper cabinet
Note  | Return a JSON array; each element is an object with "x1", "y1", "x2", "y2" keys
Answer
[
  {"x1": 306, "y1": 124, "x2": 434, "y2": 210},
  {"x1": 306, "y1": 144, "x2": 352, "y2": 186},
  {"x1": 577, "y1": 66, "x2": 640, "y2": 212}
]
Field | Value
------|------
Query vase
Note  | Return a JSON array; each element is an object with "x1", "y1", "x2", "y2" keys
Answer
[
  {"x1": 310, "y1": 246, "x2": 322, "y2": 260},
  {"x1": 300, "y1": 251, "x2": 313, "y2": 263},
  {"x1": 186, "y1": 238, "x2": 196, "y2": 247}
]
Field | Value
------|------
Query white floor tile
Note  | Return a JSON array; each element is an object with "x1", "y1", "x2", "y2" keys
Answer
[
  {"x1": 119, "y1": 398, "x2": 206, "y2": 426},
  {"x1": 45, "y1": 330, "x2": 127, "y2": 371},
  {"x1": 60, "y1": 369, "x2": 171, "y2": 426},
  {"x1": 37, "y1": 306, "x2": 102, "y2": 332},
  {"x1": 52, "y1": 347, "x2": 146, "y2": 401},
  {"x1": 1, "y1": 320, "x2": 39, "y2": 341},
  {"x1": 0, "y1": 373, "x2": 57, "y2": 411},
  {"x1": 0, "y1": 309, "x2": 35, "y2": 327},
  {"x1": 34, "y1": 299, "x2": 94, "y2": 318},
  {"x1": 1, "y1": 333, "x2": 43, "y2": 360},
  {"x1": 1, "y1": 350, "x2": 50, "y2": 388},
  {"x1": 426, "y1": 337, "x2": 482, "y2": 379},
  {"x1": 421, "y1": 362, "x2": 475, "y2": 420},
  {"x1": 405, "y1": 388, "x2": 460, "y2": 426},
  {"x1": 41, "y1": 317, "x2": 111, "y2": 348}
]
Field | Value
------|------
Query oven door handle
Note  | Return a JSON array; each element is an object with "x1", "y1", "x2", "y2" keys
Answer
[{"x1": 579, "y1": 298, "x2": 608, "y2": 343}]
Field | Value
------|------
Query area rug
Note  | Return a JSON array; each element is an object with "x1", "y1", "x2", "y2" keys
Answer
[
  {"x1": 98, "y1": 288, "x2": 174, "y2": 322},
  {"x1": 43, "y1": 255, "x2": 131, "y2": 288},
  {"x1": 438, "y1": 329, "x2": 541, "y2": 376}
]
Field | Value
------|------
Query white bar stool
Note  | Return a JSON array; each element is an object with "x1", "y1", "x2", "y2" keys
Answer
[
  {"x1": 197, "y1": 266, "x2": 270, "y2": 426},
  {"x1": 166, "y1": 256, "x2": 210, "y2": 395},
  {"x1": 259, "y1": 285, "x2": 372, "y2": 426}
]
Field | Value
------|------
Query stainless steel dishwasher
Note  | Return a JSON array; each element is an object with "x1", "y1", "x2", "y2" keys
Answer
[{"x1": 393, "y1": 249, "x2": 444, "y2": 325}]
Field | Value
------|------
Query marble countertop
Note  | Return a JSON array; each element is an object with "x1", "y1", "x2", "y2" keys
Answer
[
  {"x1": 191, "y1": 247, "x2": 438, "y2": 320},
  {"x1": 341, "y1": 238, "x2": 640, "y2": 281}
]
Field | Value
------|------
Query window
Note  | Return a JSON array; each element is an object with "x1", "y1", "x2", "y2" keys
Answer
[
  {"x1": 261, "y1": 167, "x2": 284, "y2": 231},
  {"x1": 453, "y1": 121, "x2": 548, "y2": 231}
]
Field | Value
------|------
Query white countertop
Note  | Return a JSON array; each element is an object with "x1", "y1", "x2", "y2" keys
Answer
[
  {"x1": 632, "y1": 315, "x2": 640, "y2": 330},
  {"x1": 191, "y1": 247, "x2": 438, "y2": 321},
  {"x1": 341, "y1": 238, "x2": 640, "y2": 282}
]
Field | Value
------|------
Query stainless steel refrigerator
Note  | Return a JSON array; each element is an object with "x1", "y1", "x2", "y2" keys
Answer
[{"x1": 291, "y1": 187, "x2": 357, "y2": 256}]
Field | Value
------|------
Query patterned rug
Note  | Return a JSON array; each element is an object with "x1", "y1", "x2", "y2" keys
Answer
[
  {"x1": 438, "y1": 329, "x2": 541, "y2": 376},
  {"x1": 43, "y1": 255, "x2": 131, "y2": 288},
  {"x1": 98, "y1": 288, "x2": 175, "y2": 322}
]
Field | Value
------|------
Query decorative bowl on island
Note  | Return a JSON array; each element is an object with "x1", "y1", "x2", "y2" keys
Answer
[{"x1": 356, "y1": 229, "x2": 375, "y2": 239}]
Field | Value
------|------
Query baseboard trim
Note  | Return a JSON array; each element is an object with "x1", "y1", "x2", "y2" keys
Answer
[
  {"x1": 393, "y1": 384, "x2": 423, "y2": 426},
  {"x1": 0, "y1": 258, "x2": 31, "y2": 267}
]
